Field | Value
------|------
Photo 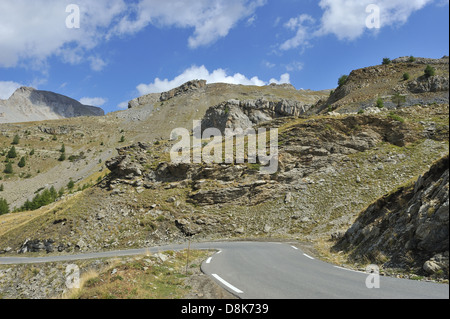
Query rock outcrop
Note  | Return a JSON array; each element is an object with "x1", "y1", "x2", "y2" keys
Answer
[
  {"x1": 160, "y1": 79, "x2": 207, "y2": 102},
  {"x1": 0, "y1": 87, "x2": 104, "y2": 124},
  {"x1": 335, "y1": 155, "x2": 449, "y2": 278},
  {"x1": 128, "y1": 80, "x2": 207, "y2": 108},
  {"x1": 408, "y1": 75, "x2": 449, "y2": 94},
  {"x1": 315, "y1": 56, "x2": 449, "y2": 114},
  {"x1": 201, "y1": 98, "x2": 313, "y2": 134}
]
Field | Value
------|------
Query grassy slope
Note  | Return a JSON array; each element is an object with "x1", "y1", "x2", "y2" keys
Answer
[{"x1": 0, "y1": 104, "x2": 447, "y2": 257}]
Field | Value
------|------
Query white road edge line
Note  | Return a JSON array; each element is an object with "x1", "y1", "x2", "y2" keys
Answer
[
  {"x1": 303, "y1": 253, "x2": 314, "y2": 260},
  {"x1": 212, "y1": 274, "x2": 244, "y2": 294},
  {"x1": 216, "y1": 250, "x2": 222, "y2": 254},
  {"x1": 206, "y1": 257, "x2": 212, "y2": 264},
  {"x1": 334, "y1": 266, "x2": 366, "y2": 274},
  {"x1": 291, "y1": 245, "x2": 298, "y2": 250}
]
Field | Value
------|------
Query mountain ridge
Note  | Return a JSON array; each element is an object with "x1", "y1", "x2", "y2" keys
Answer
[
  {"x1": 0, "y1": 56, "x2": 448, "y2": 284},
  {"x1": 0, "y1": 86, "x2": 105, "y2": 124}
]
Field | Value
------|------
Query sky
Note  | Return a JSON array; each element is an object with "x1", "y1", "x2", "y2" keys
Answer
[{"x1": 0, "y1": 0, "x2": 448, "y2": 114}]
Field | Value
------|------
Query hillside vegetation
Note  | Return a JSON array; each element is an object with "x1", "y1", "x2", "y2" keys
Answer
[{"x1": 0, "y1": 57, "x2": 448, "y2": 293}]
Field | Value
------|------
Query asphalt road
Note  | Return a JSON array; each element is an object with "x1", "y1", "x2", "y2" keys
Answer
[{"x1": 0, "y1": 241, "x2": 448, "y2": 299}]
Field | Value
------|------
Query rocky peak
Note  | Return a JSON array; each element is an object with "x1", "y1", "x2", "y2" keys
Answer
[
  {"x1": 0, "y1": 86, "x2": 105, "y2": 123},
  {"x1": 128, "y1": 79, "x2": 207, "y2": 109},
  {"x1": 316, "y1": 56, "x2": 449, "y2": 114},
  {"x1": 160, "y1": 79, "x2": 207, "y2": 102}
]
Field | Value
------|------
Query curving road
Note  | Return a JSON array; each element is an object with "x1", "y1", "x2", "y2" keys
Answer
[{"x1": 0, "y1": 241, "x2": 448, "y2": 299}]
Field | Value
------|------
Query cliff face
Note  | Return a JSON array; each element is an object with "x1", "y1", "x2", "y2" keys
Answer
[
  {"x1": 201, "y1": 98, "x2": 313, "y2": 134},
  {"x1": 335, "y1": 155, "x2": 449, "y2": 278},
  {"x1": 0, "y1": 87, "x2": 104, "y2": 123}
]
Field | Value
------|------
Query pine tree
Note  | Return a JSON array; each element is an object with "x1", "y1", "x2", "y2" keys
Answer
[
  {"x1": 391, "y1": 93, "x2": 406, "y2": 108},
  {"x1": 4, "y1": 162, "x2": 13, "y2": 174},
  {"x1": 58, "y1": 152, "x2": 66, "y2": 161},
  {"x1": 0, "y1": 198, "x2": 9, "y2": 215},
  {"x1": 67, "y1": 179, "x2": 75, "y2": 190},
  {"x1": 382, "y1": 57, "x2": 391, "y2": 65},
  {"x1": 12, "y1": 134, "x2": 20, "y2": 145},
  {"x1": 18, "y1": 156, "x2": 26, "y2": 168},
  {"x1": 7, "y1": 146, "x2": 17, "y2": 159}
]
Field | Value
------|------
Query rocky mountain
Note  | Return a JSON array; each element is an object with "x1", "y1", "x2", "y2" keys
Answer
[
  {"x1": 0, "y1": 81, "x2": 330, "y2": 211},
  {"x1": 0, "y1": 56, "x2": 448, "y2": 283},
  {"x1": 314, "y1": 55, "x2": 449, "y2": 114},
  {"x1": 334, "y1": 155, "x2": 449, "y2": 279},
  {"x1": 0, "y1": 87, "x2": 105, "y2": 124}
]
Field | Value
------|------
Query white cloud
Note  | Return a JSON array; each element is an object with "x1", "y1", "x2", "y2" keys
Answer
[
  {"x1": 0, "y1": 0, "x2": 266, "y2": 69},
  {"x1": 136, "y1": 65, "x2": 290, "y2": 95},
  {"x1": 280, "y1": 0, "x2": 435, "y2": 50},
  {"x1": 280, "y1": 14, "x2": 315, "y2": 51},
  {"x1": 0, "y1": 0, "x2": 126, "y2": 69},
  {"x1": 263, "y1": 61, "x2": 276, "y2": 69},
  {"x1": 117, "y1": 101, "x2": 129, "y2": 110},
  {"x1": 269, "y1": 73, "x2": 290, "y2": 85},
  {"x1": 88, "y1": 56, "x2": 108, "y2": 72},
  {"x1": 79, "y1": 97, "x2": 107, "y2": 107},
  {"x1": 246, "y1": 15, "x2": 257, "y2": 26},
  {"x1": 0, "y1": 81, "x2": 24, "y2": 100},
  {"x1": 111, "y1": 0, "x2": 267, "y2": 48},
  {"x1": 285, "y1": 61, "x2": 304, "y2": 72}
]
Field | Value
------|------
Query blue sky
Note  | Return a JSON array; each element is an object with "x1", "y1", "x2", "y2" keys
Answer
[{"x1": 0, "y1": 0, "x2": 448, "y2": 113}]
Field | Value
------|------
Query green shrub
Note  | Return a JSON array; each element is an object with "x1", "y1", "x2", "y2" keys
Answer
[
  {"x1": 67, "y1": 179, "x2": 75, "y2": 190},
  {"x1": 0, "y1": 198, "x2": 9, "y2": 215},
  {"x1": 382, "y1": 57, "x2": 391, "y2": 65},
  {"x1": 391, "y1": 93, "x2": 406, "y2": 108},
  {"x1": 376, "y1": 98, "x2": 384, "y2": 109},
  {"x1": 338, "y1": 75, "x2": 348, "y2": 87},
  {"x1": 18, "y1": 186, "x2": 59, "y2": 212},
  {"x1": 403, "y1": 73, "x2": 410, "y2": 81},
  {"x1": 388, "y1": 112, "x2": 405, "y2": 123},
  {"x1": 424, "y1": 65, "x2": 436, "y2": 77}
]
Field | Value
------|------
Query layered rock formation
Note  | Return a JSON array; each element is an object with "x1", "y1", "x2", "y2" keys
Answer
[
  {"x1": 0, "y1": 87, "x2": 104, "y2": 123},
  {"x1": 128, "y1": 80, "x2": 207, "y2": 108},
  {"x1": 335, "y1": 155, "x2": 449, "y2": 278},
  {"x1": 201, "y1": 98, "x2": 313, "y2": 134}
]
